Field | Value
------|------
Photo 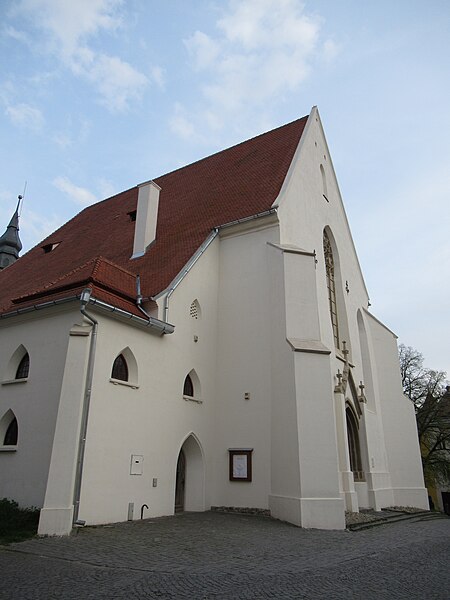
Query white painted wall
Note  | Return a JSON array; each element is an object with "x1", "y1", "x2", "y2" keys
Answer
[
  {"x1": 77, "y1": 236, "x2": 220, "y2": 525},
  {"x1": 368, "y1": 313, "x2": 428, "y2": 509},
  {"x1": 0, "y1": 308, "x2": 80, "y2": 508},
  {"x1": 213, "y1": 221, "x2": 278, "y2": 509}
]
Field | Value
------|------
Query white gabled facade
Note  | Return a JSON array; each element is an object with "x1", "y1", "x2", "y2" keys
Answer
[{"x1": 0, "y1": 108, "x2": 428, "y2": 535}]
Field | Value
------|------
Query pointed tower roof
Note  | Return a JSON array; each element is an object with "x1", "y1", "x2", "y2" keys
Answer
[{"x1": 0, "y1": 197, "x2": 23, "y2": 270}]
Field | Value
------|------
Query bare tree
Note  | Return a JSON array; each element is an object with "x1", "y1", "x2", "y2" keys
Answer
[
  {"x1": 398, "y1": 344, "x2": 450, "y2": 486},
  {"x1": 398, "y1": 344, "x2": 447, "y2": 407}
]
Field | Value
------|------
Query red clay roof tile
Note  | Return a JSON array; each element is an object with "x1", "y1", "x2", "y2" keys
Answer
[{"x1": 0, "y1": 116, "x2": 307, "y2": 316}]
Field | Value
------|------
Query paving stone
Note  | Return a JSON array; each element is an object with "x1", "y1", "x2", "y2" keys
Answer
[{"x1": 1, "y1": 512, "x2": 449, "y2": 599}]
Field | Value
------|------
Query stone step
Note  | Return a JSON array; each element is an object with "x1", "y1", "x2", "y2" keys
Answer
[{"x1": 348, "y1": 511, "x2": 449, "y2": 531}]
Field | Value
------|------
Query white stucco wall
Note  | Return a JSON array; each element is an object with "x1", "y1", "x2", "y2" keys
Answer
[
  {"x1": 213, "y1": 221, "x2": 279, "y2": 510},
  {"x1": 0, "y1": 308, "x2": 80, "y2": 508},
  {"x1": 76, "y1": 236, "x2": 221, "y2": 525},
  {"x1": 273, "y1": 107, "x2": 426, "y2": 515},
  {"x1": 368, "y1": 313, "x2": 428, "y2": 509}
]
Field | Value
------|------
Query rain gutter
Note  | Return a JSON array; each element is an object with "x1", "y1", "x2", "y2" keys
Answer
[{"x1": 0, "y1": 294, "x2": 174, "y2": 335}]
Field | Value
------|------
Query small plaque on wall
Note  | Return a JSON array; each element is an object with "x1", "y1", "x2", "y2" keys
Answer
[{"x1": 228, "y1": 449, "x2": 253, "y2": 482}]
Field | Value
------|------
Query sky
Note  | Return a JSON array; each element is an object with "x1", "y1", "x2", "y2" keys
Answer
[{"x1": 0, "y1": 0, "x2": 449, "y2": 376}]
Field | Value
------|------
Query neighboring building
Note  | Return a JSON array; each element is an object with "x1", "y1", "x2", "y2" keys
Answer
[{"x1": 0, "y1": 107, "x2": 428, "y2": 536}]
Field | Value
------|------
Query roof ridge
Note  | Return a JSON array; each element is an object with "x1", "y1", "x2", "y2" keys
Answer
[{"x1": 153, "y1": 116, "x2": 308, "y2": 183}]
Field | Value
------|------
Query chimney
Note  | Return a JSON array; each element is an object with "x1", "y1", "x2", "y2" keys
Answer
[{"x1": 131, "y1": 180, "x2": 161, "y2": 259}]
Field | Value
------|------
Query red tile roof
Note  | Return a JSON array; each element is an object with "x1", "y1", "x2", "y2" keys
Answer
[{"x1": 0, "y1": 116, "x2": 308, "y2": 317}]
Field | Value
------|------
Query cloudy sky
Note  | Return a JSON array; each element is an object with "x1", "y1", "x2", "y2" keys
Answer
[{"x1": 1, "y1": 0, "x2": 449, "y2": 376}]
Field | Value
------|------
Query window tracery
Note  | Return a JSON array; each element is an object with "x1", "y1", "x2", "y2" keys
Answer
[{"x1": 323, "y1": 230, "x2": 339, "y2": 348}]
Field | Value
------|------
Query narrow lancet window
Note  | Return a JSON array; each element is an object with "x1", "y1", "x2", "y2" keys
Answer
[
  {"x1": 183, "y1": 374, "x2": 194, "y2": 397},
  {"x1": 323, "y1": 230, "x2": 339, "y2": 348},
  {"x1": 346, "y1": 408, "x2": 363, "y2": 481}
]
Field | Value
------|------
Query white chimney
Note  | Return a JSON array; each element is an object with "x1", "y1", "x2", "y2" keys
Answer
[{"x1": 131, "y1": 180, "x2": 161, "y2": 259}]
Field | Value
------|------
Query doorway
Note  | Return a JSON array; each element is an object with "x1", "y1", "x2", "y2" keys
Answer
[
  {"x1": 174, "y1": 434, "x2": 205, "y2": 513},
  {"x1": 175, "y1": 449, "x2": 186, "y2": 512}
]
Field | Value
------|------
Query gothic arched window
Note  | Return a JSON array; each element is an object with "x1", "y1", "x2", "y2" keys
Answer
[
  {"x1": 346, "y1": 407, "x2": 363, "y2": 481},
  {"x1": 4, "y1": 417, "x2": 18, "y2": 446},
  {"x1": 111, "y1": 354, "x2": 129, "y2": 382},
  {"x1": 183, "y1": 374, "x2": 194, "y2": 397},
  {"x1": 15, "y1": 353, "x2": 30, "y2": 379},
  {"x1": 323, "y1": 230, "x2": 339, "y2": 348}
]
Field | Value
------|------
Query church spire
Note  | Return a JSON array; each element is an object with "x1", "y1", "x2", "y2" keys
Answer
[{"x1": 0, "y1": 196, "x2": 23, "y2": 270}]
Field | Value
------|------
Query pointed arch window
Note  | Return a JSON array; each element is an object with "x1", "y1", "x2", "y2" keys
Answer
[
  {"x1": 323, "y1": 230, "x2": 340, "y2": 348},
  {"x1": 111, "y1": 354, "x2": 129, "y2": 382},
  {"x1": 1, "y1": 411, "x2": 18, "y2": 449},
  {"x1": 346, "y1": 407, "x2": 364, "y2": 482},
  {"x1": 4, "y1": 417, "x2": 18, "y2": 446},
  {"x1": 15, "y1": 353, "x2": 29, "y2": 379},
  {"x1": 183, "y1": 374, "x2": 194, "y2": 397}
]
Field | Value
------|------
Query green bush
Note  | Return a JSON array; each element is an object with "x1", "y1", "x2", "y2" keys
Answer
[{"x1": 0, "y1": 498, "x2": 40, "y2": 544}]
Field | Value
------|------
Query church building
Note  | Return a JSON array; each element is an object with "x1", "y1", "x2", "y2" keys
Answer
[{"x1": 0, "y1": 107, "x2": 428, "y2": 536}]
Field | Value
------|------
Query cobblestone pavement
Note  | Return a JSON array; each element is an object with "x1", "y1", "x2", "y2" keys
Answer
[{"x1": 1, "y1": 512, "x2": 449, "y2": 599}]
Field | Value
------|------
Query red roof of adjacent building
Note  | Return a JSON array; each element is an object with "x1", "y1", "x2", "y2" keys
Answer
[{"x1": 0, "y1": 116, "x2": 308, "y2": 318}]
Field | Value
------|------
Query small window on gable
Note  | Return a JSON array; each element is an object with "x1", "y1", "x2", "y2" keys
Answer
[
  {"x1": 111, "y1": 354, "x2": 129, "y2": 382},
  {"x1": 320, "y1": 164, "x2": 328, "y2": 201},
  {"x1": 128, "y1": 210, "x2": 137, "y2": 222},
  {"x1": 183, "y1": 374, "x2": 194, "y2": 397},
  {"x1": 4, "y1": 417, "x2": 18, "y2": 446},
  {"x1": 189, "y1": 299, "x2": 201, "y2": 320},
  {"x1": 15, "y1": 353, "x2": 29, "y2": 379}
]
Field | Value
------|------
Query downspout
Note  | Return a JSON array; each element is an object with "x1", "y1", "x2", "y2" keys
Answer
[
  {"x1": 136, "y1": 274, "x2": 151, "y2": 320},
  {"x1": 163, "y1": 228, "x2": 219, "y2": 323},
  {"x1": 73, "y1": 288, "x2": 98, "y2": 526}
]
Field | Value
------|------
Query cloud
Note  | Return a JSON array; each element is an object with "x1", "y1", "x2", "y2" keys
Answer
[
  {"x1": 184, "y1": 31, "x2": 220, "y2": 70},
  {"x1": 173, "y1": 0, "x2": 336, "y2": 138},
  {"x1": 76, "y1": 53, "x2": 148, "y2": 112},
  {"x1": 3, "y1": 24, "x2": 31, "y2": 45},
  {"x1": 150, "y1": 65, "x2": 166, "y2": 90},
  {"x1": 322, "y1": 39, "x2": 340, "y2": 63},
  {"x1": 97, "y1": 178, "x2": 116, "y2": 198},
  {"x1": 53, "y1": 176, "x2": 97, "y2": 206},
  {"x1": 5, "y1": 103, "x2": 44, "y2": 132},
  {"x1": 169, "y1": 103, "x2": 197, "y2": 140},
  {"x1": 13, "y1": 0, "x2": 122, "y2": 58},
  {"x1": 11, "y1": 0, "x2": 151, "y2": 112}
]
